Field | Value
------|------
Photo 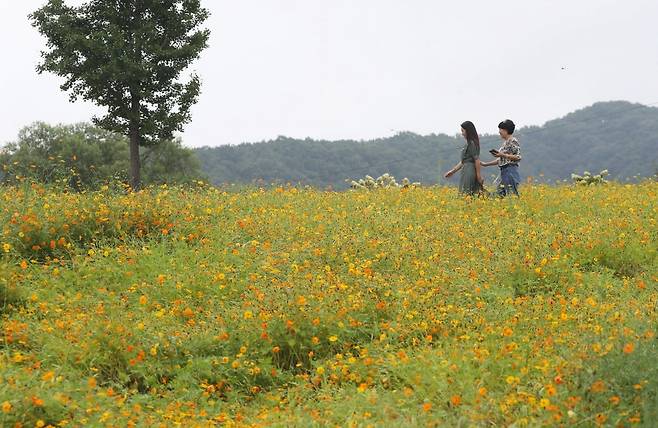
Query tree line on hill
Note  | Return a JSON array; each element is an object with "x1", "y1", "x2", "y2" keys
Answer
[
  {"x1": 1, "y1": 101, "x2": 656, "y2": 190},
  {"x1": 196, "y1": 101, "x2": 658, "y2": 189}
]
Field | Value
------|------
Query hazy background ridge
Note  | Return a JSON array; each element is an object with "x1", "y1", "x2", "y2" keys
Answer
[{"x1": 195, "y1": 101, "x2": 658, "y2": 188}]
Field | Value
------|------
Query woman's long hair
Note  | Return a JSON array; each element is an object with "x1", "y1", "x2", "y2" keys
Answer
[{"x1": 461, "y1": 121, "x2": 480, "y2": 149}]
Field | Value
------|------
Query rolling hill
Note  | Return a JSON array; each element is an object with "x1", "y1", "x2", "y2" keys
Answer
[{"x1": 195, "y1": 101, "x2": 658, "y2": 188}]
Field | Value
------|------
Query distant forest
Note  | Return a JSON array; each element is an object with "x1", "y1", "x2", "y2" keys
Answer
[{"x1": 196, "y1": 101, "x2": 658, "y2": 189}]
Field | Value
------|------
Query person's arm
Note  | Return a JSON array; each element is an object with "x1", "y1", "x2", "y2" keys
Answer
[
  {"x1": 495, "y1": 142, "x2": 521, "y2": 162},
  {"x1": 475, "y1": 159, "x2": 483, "y2": 184},
  {"x1": 497, "y1": 152, "x2": 521, "y2": 162},
  {"x1": 480, "y1": 159, "x2": 498, "y2": 167},
  {"x1": 444, "y1": 161, "x2": 463, "y2": 178}
]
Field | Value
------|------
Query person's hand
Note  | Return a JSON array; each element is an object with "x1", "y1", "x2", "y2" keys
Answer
[
  {"x1": 444, "y1": 170, "x2": 454, "y2": 179},
  {"x1": 493, "y1": 152, "x2": 505, "y2": 159},
  {"x1": 477, "y1": 175, "x2": 484, "y2": 185}
]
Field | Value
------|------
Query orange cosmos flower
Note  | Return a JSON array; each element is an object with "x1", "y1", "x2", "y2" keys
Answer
[
  {"x1": 591, "y1": 381, "x2": 606, "y2": 393},
  {"x1": 595, "y1": 413, "x2": 607, "y2": 425}
]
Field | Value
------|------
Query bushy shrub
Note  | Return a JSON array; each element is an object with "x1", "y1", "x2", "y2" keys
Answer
[
  {"x1": 347, "y1": 173, "x2": 420, "y2": 190},
  {"x1": 571, "y1": 169, "x2": 609, "y2": 185}
]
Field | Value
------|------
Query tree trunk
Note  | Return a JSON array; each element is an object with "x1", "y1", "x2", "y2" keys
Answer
[
  {"x1": 129, "y1": 125, "x2": 141, "y2": 191},
  {"x1": 128, "y1": 10, "x2": 144, "y2": 192},
  {"x1": 129, "y1": 93, "x2": 141, "y2": 191}
]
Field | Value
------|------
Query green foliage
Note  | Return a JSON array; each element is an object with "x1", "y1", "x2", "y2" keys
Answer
[
  {"x1": 505, "y1": 257, "x2": 573, "y2": 297},
  {"x1": 571, "y1": 337, "x2": 658, "y2": 426},
  {"x1": 1, "y1": 122, "x2": 128, "y2": 188},
  {"x1": 0, "y1": 122, "x2": 204, "y2": 189},
  {"x1": 30, "y1": 0, "x2": 210, "y2": 189},
  {"x1": 0, "y1": 263, "x2": 25, "y2": 315},
  {"x1": 195, "y1": 101, "x2": 658, "y2": 188},
  {"x1": 571, "y1": 238, "x2": 657, "y2": 279},
  {"x1": 140, "y1": 137, "x2": 205, "y2": 186}
]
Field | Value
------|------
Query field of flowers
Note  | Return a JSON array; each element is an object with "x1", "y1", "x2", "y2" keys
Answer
[{"x1": 1, "y1": 182, "x2": 657, "y2": 427}]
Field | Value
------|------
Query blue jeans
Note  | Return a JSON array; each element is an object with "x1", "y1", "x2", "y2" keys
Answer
[{"x1": 498, "y1": 164, "x2": 521, "y2": 197}]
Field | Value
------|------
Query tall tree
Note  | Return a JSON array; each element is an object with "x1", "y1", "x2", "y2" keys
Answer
[{"x1": 31, "y1": 0, "x2": 210, "y2": 190}]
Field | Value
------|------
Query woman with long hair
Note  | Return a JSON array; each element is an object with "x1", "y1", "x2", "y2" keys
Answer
[{"x1": 444, "y1": 121, "x2": 484, "y2": 195}]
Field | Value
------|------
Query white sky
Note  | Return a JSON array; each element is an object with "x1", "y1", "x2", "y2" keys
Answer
[{"x1": 2, "y1": 0, "x2": 658, "y2": 147}]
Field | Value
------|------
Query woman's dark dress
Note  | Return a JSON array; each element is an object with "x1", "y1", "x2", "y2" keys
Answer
[{"x1": 458, "y1": 139, "x2": 482, "y2": 195}]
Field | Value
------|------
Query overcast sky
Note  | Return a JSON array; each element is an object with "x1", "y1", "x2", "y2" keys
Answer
[{"x1": 2, "y1": 0, "x2": 658, "y2": 147}]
